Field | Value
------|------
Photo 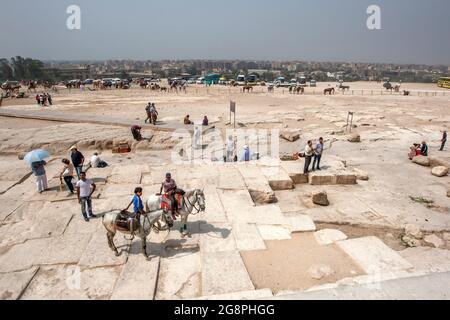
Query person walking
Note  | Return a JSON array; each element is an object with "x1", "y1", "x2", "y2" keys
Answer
[
  {"x1": 303, "y1": 140, "x2": 314, "y2": 174},
  {"x1": 31, "y1": 160, "x2": 48, "y2": 193},
  {"x1": 312, "y1": 137, "x2": 324, "y2": 171},
  {"x1": 440, "y1": 130, "x2": 447, "y2": 151},
  {"x1": 76, "y1": 172, "x2": 97, "y2": 222},
  {"x1": 60, "y1": 159, "x2": 75, "y2": 195},
  {"x1": 70, "y1": 146, "x2": 85, "y2": 180},
  {"x1": 144, "y1": 103, "x2": 152, "y2": 123}
]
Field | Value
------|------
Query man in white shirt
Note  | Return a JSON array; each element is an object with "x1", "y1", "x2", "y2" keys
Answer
[
  {"x1": 226, "y1": 136, "x2": 235, "y2": 162},
  {"x1": 303, "y1": 140, "x2": 314, "y2": 174},
  {"x1": 90, "y1": 153, "x2": 100, "y2": 168},
  {"x1": 76, "y1": 172, "x2": 97, "y2": 222}
]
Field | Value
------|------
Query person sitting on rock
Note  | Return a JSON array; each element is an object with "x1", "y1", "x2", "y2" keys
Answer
[
  {"x1": 184, "y1": 115, "x2": 193, "y2": 125},
  {"x1": 131, "y1": 125, "x2": 142, "y2": 141},
  {"x1": 420, "y1": 141, "x2": 428, "y2": 156},
  {"x1": 202, "y1": 116, "x2": 209, "y2": 126}
]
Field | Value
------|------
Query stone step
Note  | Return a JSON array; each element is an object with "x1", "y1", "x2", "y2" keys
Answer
[
  {"x1": 201, "y1": 251, "x2": 254, "y2": 296},
  {"x1": 336, "y1": 236, "x2": 413, "y2": 274},
  {"x1": 111, "y1": 242, "x2": 161, "y2": 300},
  {"x1": 260, "y1": 166, "x2": 294, "y2": 191}
]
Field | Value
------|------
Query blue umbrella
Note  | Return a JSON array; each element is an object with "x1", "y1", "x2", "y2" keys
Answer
[{"x1": 24, "y1": 149, "x2": 50, "y2": 164}]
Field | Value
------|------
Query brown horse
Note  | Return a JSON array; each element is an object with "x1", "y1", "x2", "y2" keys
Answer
[
  {"x1": 267, "y1": 85, "x2": 274, "y2": 93},
  {"x1": 160, "y1": 87, "x2": 168, "y2": 92},
  {"x1": 324, "y1": 88, "x2": 335, "y2": 95},
  {"x1": 243, "y1": 85, "x2": 253, "y2": 93}
]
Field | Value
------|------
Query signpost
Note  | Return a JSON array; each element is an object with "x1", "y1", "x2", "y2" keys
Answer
[
  {"x1": 346, "y1": 112, "x2": 354, "y2": 132},
  {"x1": 230, "y1": 100, "x2": 236, "y2": 129}
]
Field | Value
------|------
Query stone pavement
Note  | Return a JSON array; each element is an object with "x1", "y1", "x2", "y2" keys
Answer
[{"x1": 0, "y1": 153, "x2": 449, "y2": 300}]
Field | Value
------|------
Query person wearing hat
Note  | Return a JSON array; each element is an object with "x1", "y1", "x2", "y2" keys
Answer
[
  {"x1": 159, "y1": 173, "x2": 179, "y2": 218},
  {"x1": 70, "y1": 146, "x2": 85, "y2": 180}
]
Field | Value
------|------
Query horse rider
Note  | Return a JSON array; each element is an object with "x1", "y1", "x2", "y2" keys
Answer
[{"x1": 159, "y1": 173, "x2": 180, "y2": 219}]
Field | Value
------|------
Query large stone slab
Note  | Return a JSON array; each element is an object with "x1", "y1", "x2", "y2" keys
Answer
[
  {"x1": 21, "y1": 265, "x2": 121, "y2": 300},
  {"x1": 78, "y1": 231, "x2": 130, "y2": 268},
  {"x1": 233, "y1": 223, "x2": 266, "y2": 252},
  {"x1": 257, "y1": 225, "x2": 291, "y2": 240},
  {"x1": 226, "y1": 204, "x2": 285, "y2": 225},
  {"x1": 0, "y1": 267, "x2": 39, "y2": 300},
  {"x1": 216, "y1": 166, "x2": 247, "y2": 190},
  {"x1": 201, "y1": 187, "x2": 227, "y2": 223},
  {"x1": 284, "y1": 215, "x2": 316, "y2": 232},
  {"x1": 108, "y1": 165, "x2": 145, "y2": 184},
  {"x1": 238, "y1": 165, "x2": 275, "y2": 204},
  {"x1": 217, "y1": 189, "x2": 254, "y2": 213},
  {"x1": 315, "y1": 229, "x2": 348, "y2": 246},
  {"x1": 280, "y1": 161, "x2": 309, "y2": 184},
  {"x1": 337, "y1": 236, "x2": 414, "y2": 274},
  {"x1": 155, "y1": 249, "x2": 201, "y2": 300},
  {"x1": 309, "y1": 171, "x2": 357, "y2": 185},
  {"x1": 399, "y1": 247, "x2": 450, "y2": 274},
  {"x1": 201, "y1": 251, "x2": 254, "y2": 296},
  {"x1": 261, "y1": 166, "x2": 294, "y2": 190},
  {"x1": 0, "y1": 233, "x2": 91, "y2": 273},
  {"x1": 199, "y1": 223, "x2": 236, "y2": 253},
  {"x1": 111, "y1": 242, "x2": 160, "y2": 300}
]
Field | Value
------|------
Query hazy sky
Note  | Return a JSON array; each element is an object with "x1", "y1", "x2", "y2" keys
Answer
[{"x1": 1, "y1": 0, "x2": 449, "y2": 64}]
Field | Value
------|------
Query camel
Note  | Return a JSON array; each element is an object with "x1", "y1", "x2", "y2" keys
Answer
[
  {"x1": 324, "y1": 87, "x2": 335, "y2": 95},
  {"x1": 243, "y1": 85, "x2": 253, "y2": 93}
]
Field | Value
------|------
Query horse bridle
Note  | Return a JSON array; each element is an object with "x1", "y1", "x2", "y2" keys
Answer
[{"x1": 183, "y1": 191, "x2": 205, "y2": 215}]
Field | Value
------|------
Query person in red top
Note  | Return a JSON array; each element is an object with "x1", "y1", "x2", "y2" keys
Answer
[{"x1": 131, "y1": 125, "x2": 142, "y2": 141}]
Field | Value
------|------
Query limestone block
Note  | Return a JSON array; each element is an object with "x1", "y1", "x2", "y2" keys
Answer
[
  {"x1": 336, "y1": 236, "x2": 413, "y2": 274},
  {"x1": 347, "y1": 133, "x2": 361, "y2": 143},
  {"x1": 314, "y1": 229, "x2": 348, "y2": 245},
  {"x1": 232, "y1": 223, "x2": 266, "y2": 251},
  {"x1": 431, "y1": 166, "x2": 448, "y2": 177},
  {"x1": 257, "y1": 225, "x2": 291, "y2": 240},
  {"x1": 412, "y1": 156, "x2": 430, "y2": 167},
  {"x1": 424, "y1": 234, "x2": 444, "y2": 248},
  {"x1": 0, "y1": 267, "x2": 39, "y2": 300},
  {"x1": 335, "y1": 174, "x2": 357, "y2": 185},
  {"x1": 201, "y1": 251, "x2": 254, "y2": 296}
]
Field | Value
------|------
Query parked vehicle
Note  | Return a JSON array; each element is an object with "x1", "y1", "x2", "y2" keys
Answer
[
  {"x1": 310, "y1": 80, "x2": 317, "y2": 87},
  {"x1": 236, "y1": 75, "x2": 246, "y2": 85}
]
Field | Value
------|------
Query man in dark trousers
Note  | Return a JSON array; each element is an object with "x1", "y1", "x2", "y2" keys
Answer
[
  {"x1": 440, "y1": 130, "x2": 447, "y2": 151},
  {"x1": 70, "y1": 146, "x2": 85, "y2": 180},
  {"x1": 420, "y1": 141, "x2": 428, "y2": 156},
  {"x1": 303, "y1": 140, "x2": 314, "y2": 174}
]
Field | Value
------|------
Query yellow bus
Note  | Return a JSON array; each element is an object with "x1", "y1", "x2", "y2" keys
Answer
[{"x1": 437, "y1": 77, "x2": 450, "y2": 89}]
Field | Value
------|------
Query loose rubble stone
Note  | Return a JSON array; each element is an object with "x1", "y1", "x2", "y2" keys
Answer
[
  {"x1": 412, "y1": 156, "x2": 430, "y2": 167},
  {"x1": 307, "y1": 264, "x2": 335, "y2": 280},
  {"x1": 347, "y1": 133, "x2": 361, "y2": 143},
  {"x1": 424, "y1": 234, "x2": 444, "y2": 248},
  {"x1": 280, "y1": 130, "x2": 300, "y2": 142},
  {"x1": 404, "y1": 224, "x2": 423, "y2": 239},
  {"x1": 248, "y1": 189, "x2": 277, "y2": 204},
  {"x1": 353, "y1": 168, "x2": 369, "y2": 181},
  {"x1": 312, "y1": 192, "x2": 329, "y2": 206},
  {"x1": 442, "y1": 233, "x2": 450, "y2": 241},
  {"x1": 431, "y1": 166, "x2": 449, "y2": 177},
  {"x1": 401, "y1": 235, "x2": 421, "y2": 248}
]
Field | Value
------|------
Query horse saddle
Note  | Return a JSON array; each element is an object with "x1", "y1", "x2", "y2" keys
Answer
[
  {"x1": 160, "y1": 193, "x2": 183, "y2": 212},
  {"x1": 116, "y1": 211, "x2": 140, "y2": 234}
]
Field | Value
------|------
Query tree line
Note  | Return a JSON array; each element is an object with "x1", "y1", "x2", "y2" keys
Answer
[{"x1": 0, "y1": 56, "x2": 46, "y2": 81}]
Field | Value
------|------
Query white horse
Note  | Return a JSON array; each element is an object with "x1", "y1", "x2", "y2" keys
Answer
[
  {"x1": 146, "y1": 189, "x2": 206, "y2": 237},
  {"x1": 102, "y1": 209, "x2": 166, "y2": 258}
]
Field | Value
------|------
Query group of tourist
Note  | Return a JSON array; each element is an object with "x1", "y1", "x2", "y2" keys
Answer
[
  {"x1": 31, "y1": 146, "x2": 108, "y2": 222},
  {"x1": 35, "y1": 93, "x2": 52, "y2": 106},
  {"x1": 301, "y1": 138, "x2": 324, "y2": 174},
  {"x1": 184, "y1": 115, "x2": 209, "y2": 126},
  {"x1": 144, "y1": 102, "x2": 158, "y2": 125},
  {"x1": 408, "y1": 130, "x2": 447, "y2": 160}
]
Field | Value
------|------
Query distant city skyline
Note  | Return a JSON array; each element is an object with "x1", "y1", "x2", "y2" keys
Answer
[{"x1": 1, "y1": 0, "x2": 450, "y2": 65}]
